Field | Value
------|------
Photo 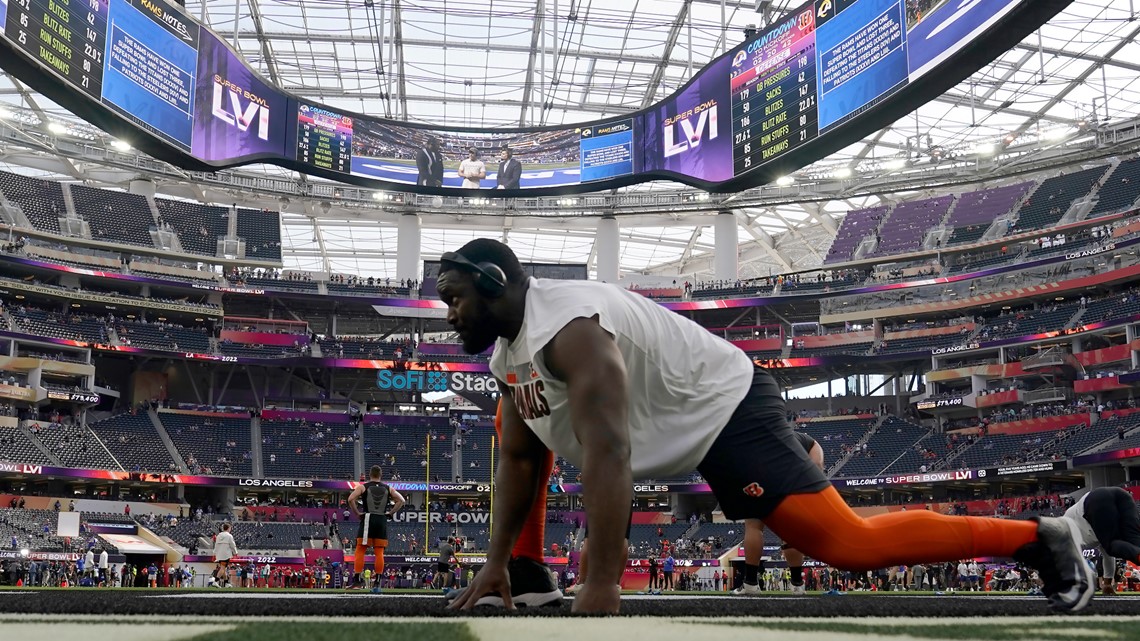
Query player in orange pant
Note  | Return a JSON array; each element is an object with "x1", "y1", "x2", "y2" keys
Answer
[
  {"x1": 445, "y1": 398, "x2": 562, "y2": 607},
  {"x1": 438, "y1": 239, "x2": 1094, "y2": 614}
]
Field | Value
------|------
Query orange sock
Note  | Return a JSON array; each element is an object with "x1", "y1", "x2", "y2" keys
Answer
[
  {"x1": 354, "y1": 538, "x2": 366, "y2": 574},
  {"x1": 495, "y1": 399, "x2": 554, "y2": 562},
  {"x1": 764, "y1": 487, "x2": 1039, "y2": 570},
  {"x1": 373, "y1": 540, "x2": 386, "y2": 575}
]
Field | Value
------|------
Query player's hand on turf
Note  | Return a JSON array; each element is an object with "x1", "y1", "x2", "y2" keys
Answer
[
  {"x1": 448, "y1": 562, "x2": 513, "y2": 611},
  {"x1": 571, "y1": 581, "x2": 620, "y2": 615}
]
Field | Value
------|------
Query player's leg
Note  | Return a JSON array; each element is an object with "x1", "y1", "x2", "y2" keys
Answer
[
  {"x1": 371, "y1": 539, "x2": 387, "y2": 592},
  {"x1": 784, "y1": 547, "x2": 807, "y2": 594},
  {"x1": 494, "y1": 398, "x2": 556, "y2": 563},
  {"x1": 699, "y1": 368, "x2": 1094, "y2": 612},
  {"x1": 352, "y1": 538, "x2": 368, "y2": 588},
  {"x1": 733, "y1": 519, "x2": 764, "y2": 595},
  {"x1": 442, "y1": 398, "x2": 560, "y2": 607}
]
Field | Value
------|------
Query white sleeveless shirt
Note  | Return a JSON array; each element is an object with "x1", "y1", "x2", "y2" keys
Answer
[{"x1": 489, "y1": 277, "x2": 754, "y2": 478}]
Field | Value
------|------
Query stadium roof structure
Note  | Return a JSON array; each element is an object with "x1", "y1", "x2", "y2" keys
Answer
[{"x1": 2, "y1": 0, "x2": 1140, "y2": 280}]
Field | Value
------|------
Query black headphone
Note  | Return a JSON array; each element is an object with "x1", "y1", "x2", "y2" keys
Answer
[{"x1": 440, "y1": 251, "x2": 508, "y2": 298}]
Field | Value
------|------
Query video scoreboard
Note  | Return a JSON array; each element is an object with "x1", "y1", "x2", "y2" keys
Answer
[
  {"x1": 4, "y1": 0, "x2": 108, "y2": 102},
  {"x1": 0, "y1": 0, "x2": 1069, "y2": 195},
  {"x1": 730, "y1": 6, "x2": 819, "y2": 177},
  {"x1": 296, "y1": 104, "x2": 352, "y2": 173}
]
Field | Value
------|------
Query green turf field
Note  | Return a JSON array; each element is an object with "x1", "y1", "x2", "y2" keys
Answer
[{"x1": 3, "y1": 615, "x2": 1140, "y2": 641}]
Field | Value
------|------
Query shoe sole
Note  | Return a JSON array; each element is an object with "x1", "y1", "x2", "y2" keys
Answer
[{"x1": 1048, "y1": 518, "x2": 1096, "y2": 613}]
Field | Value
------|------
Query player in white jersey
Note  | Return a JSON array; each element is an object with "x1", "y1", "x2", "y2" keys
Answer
[
  {"x1": 437, "y1": 239, "x2": 1093, "y2": 614},
  {"x1": 458, "y1": 148, "x2": 487, "y2": 189},
  {"x1": 212, "y1": 522, "x2": 238, "y2": 588},
  {"x1": 1063, "y1": 486, "x2": 1140, "y2": 595}
]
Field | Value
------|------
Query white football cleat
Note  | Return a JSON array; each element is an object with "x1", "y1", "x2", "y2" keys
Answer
[{"x1": 732, "y1": 582, "x2": 761, "y2": 596}]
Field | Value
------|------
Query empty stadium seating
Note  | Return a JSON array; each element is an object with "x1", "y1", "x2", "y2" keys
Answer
[
  {"x1": 0, "y1": 508, "x2": 113, "y2": 551},
  {"x1": 162, "y1": 413, "x2": 253, "y2": 477},
  {"x1": 951, "y1": 426, "x2": 1073, "y2": 469},
  {"x1": 1082, "y1": 292, "x2": 1140, "y2": 324},
  {"x1": 878, "y1": 333, "x2": 970, "y2": 355},
  {"x1": 627, "y1": 523, "x2": 689, "y2": 558},
  {"x1": 12, "y1": 307, "x2": 107, "y2": 343},
  {"x1": 364, "y1": 417, "x2": 451, "y2": 482},
  {"x1": 825, "y1": 205, "x2": 890, "y2": 263},
  {"x1": 242, "y1": 277, "x2": 319, "y2": 293},
  {"x1": 0, "y1": 429, "x2": 55, "y2": 465},
  {"x1": 165, "y1": 518, "x2": 328, "y2": 552},
  {"x1": 1092, "y1": 413, "x2": 1140, "y2": 452},
  {"x1": 979, "y1": 302, "x2": 1081, "y2": 340},
  {"x1": 797, "y1": 418, "x2": 877, "y2": 468},
  {"x1": 154, "y1": 198, "x2": 229, "y2": 256},
  {"x1": 877, "y1": 432, "x2": 949, "y2": 476},
  {"x1": 33, "y1": 421, "x2": 120, "y2": 470},
  {"x1": 945, "y1": 182, "x2": 1033, "y2": 246},
  {"x1": 69, "y1": 185, "x2": 155, "y2": 248},
  {"x1": 116, "y1": 320, "x2": 211, "y2": 352},
  {"x1": 235, "y1": 209, "x2": 283, "y2": 261},
  {"x1": 835, "y1": 416, "x2": 929, "y2": 478},
  {"x1": 218, "y1": 342, "x2": 300, "y2": 358},
  {"x1": 1088, "y1": 158, "x2": 1140, "y2": 217},
  {"x1": 691, "y1": 282, "x2": 775, "y2": 299},
  {"x1": 327, "y1": 282, "x2": 408, "y2": 297},
  {"x1": 1055, "y1": 415, "x2": 1135, "y2": 455},
  {"x1": 89, "y1": 413, "x2": 178, "y2": 473},
  {"x1": 0, "y1": 170, "x2": 66, "y2": 233},
  {"x1": 262, "y1": 418, "x2": 355, "y2": 480},
  {"x1": 870, "y1": 195, "x2": 954, "y2": 257},
  {"x1": 318, "y1": 338, "x2": 401, "y2": 359},
  {"x1": 688, "y1": 522, "x2": 747, "y2": 555},
  {"x1": 1011, "y1": 166, "x2": 1108, "y2": 234}
]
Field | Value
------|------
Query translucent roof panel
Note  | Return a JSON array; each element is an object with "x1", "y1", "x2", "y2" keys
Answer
[{"x1": 0, "y1": 0, "x2": 1137, "y2": 282}]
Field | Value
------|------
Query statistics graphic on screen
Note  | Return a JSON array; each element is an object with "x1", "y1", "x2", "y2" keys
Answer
[
  {"x1": 0, "y1": 0, "x2": 1063, "y2": 195},
  {"x1": 729, "y1": 6, "x2": 819, "y2": 177},
  {"x1": 5, "y1": 0, "x2": 109, "y2": 103}
]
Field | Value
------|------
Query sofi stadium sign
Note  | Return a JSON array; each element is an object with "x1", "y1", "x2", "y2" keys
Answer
[{"x1": 377, "y1": 369, "x2": 498, "y2": 394}]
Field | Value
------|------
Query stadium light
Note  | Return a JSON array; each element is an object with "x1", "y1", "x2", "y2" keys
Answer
[
  {"x1": 973, "y1": 143, "x2": 995, "y2": 156},
  {"x1": 884, "y1": 159, "x2": 906, "y2": 171},
  {"x1": 47, "y1": 122, "x2": 67, "y2": 134},
  {"x1": 775, "y1": 176, "x2": 795, "y2": 186},
  {"x1": 834, "y1": 167, "x2": 853, "y2": 179},
  {"x1": 0, "y1": 107, "x2": 10, "y2": 120},
  {"x1": 1041, "y1": 128, "x2": 1069, "y2": 142},
  {"x1": 111, "y1": 140, "x2": 132, "y2": 152}
]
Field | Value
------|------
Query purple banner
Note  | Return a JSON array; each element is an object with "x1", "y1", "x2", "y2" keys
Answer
[
  {"x1": 641, "y1": 56, "x2": 734, "y2": 183},
  {"x1": 192, "y1": 33, "x2": 289, "y2": 162},
  {"x1": 1073, "y1": 446, "x2": 1140, "y2": 467}
]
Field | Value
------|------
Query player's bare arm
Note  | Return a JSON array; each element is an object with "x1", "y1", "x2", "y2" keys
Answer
[
  {"x1": 449, "y1": 381, "x2": 547, "y2": 610},
  {"x1": 544, "y1": 315, "x2": 631, "y2": 614},
  {"x1": 388, "y1": 489, "x2": 406, "y2": 515},
  {"x1": 346, "y1": 485, "x2": 365, "y2": 518}
]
